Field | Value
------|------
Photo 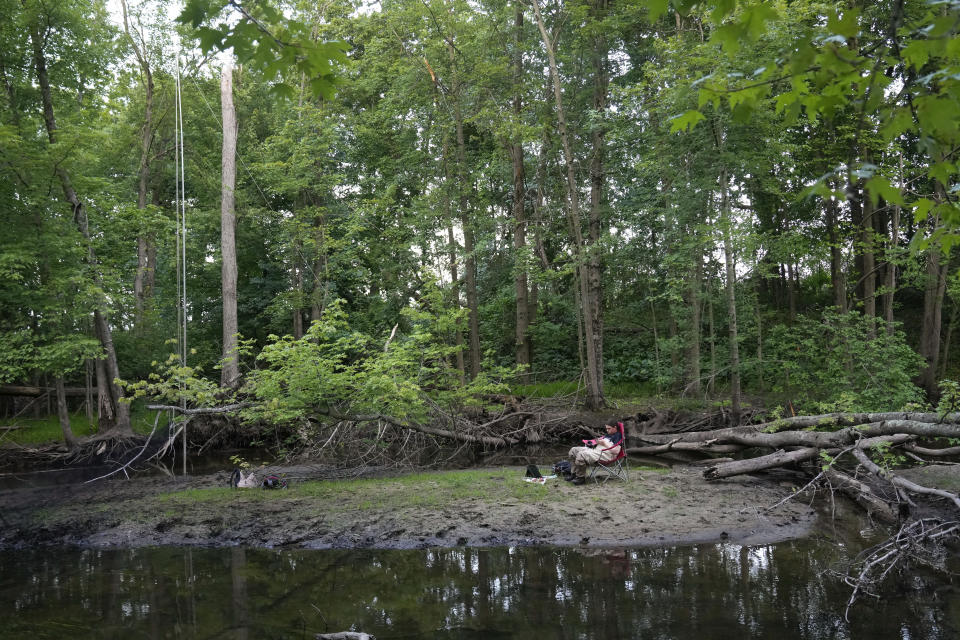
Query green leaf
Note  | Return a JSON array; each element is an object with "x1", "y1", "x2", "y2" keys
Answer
[
  {"x1": 196, "y1": 27, "x2": 226, "y2": 54},
  {"x1": 669, "y1": 109, "x2": 705, "y2": 133},
  {"x1": 826, "y1": 9, "x2": 859, "y2": 39},
  {"x1": 912, "y1": 197, "x2": 935, "y2": 224},
  {"x1": 647, "y1": 0, "x2": 669, "y2": 21},
  {"x1": 865, "y1": 176, "x2": 904, "y2": 207}
]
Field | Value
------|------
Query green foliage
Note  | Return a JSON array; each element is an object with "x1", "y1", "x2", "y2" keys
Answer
[
  {"x1": 819, "y1": 449, "x2": 835, "y2": 471},
  {"x1": 763, "y1": 310, "x2": 925, "y2": 412},
  {"x1": 242, "y1": 294, "x2": 519, "y2": 426},
  {"x1": 119, "y1": 341, "x2": 225, "y2": 408},
  {"x1": 695, "y1": 0, "x2": 960, "y2": 230},
  {"x1": 869, "y1": 440, "x2": 907, "y2": 471},
  {"x1": 937, "y1": 380, "x2": 960, "y2": 416},
  {"x1": 177, "y1": 0, "x2": 349, "y2": 99}
]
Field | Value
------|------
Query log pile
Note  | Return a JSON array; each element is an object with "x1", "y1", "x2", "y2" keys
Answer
[
  {"x1": 629, "y1": 412, "x2": 960, "y2": 522},
  {"x1": 629, "y1": 410, "x2": 960, "y2": 607}
]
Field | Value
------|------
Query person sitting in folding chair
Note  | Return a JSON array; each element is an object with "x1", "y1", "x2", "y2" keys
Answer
[{"x1": 565, "y1": 422, "x2": 624, "y2": 485}]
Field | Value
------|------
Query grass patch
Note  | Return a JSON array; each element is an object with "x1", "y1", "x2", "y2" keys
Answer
[
  {"x1": 156, "y1": 469, "x2": 566, "y2": 511},
  {"x1": 633, "y1": 465, "x2": 671, "y2": 474},
  {"x1": 0, "y1": 405, "x2": 157, "y2": 445}
]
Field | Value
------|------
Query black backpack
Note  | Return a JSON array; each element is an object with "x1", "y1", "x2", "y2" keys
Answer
[
  {"x1": 525, "y1": 464, "x2": 543, "y2": 478},
  {"x1": 553, "y1": 460, "x2": 572, "y2": 476},
  {"x1": 261, "y1": 474, "x2": 288, "y2": 489}
]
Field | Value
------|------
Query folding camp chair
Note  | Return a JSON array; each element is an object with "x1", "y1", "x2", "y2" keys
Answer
[{"x1": 589, "y1": 422, "x2": 628, "y2": 484}]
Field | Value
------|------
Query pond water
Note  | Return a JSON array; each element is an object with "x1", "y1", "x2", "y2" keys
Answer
[{"x1": 2, "y1": 540, "x2": 957, "y2": 639}]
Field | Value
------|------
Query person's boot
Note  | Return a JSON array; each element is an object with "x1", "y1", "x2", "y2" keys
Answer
[{"x1": 571, "y1": 476, "x2": 586, "y2": 485}]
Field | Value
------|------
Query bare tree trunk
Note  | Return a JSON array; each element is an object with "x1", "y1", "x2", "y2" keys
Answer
[
  {"x1": 31, "y1": 21, "x2": 131, "y2": 436},
  {"x1": 442, "y1": 137, "x2": 466, "y2": 381},
  {"x1": 826, "y1": 191, "x2": 846, "y2": 311},
  {"x1": 884, "y1": 153, "x2": 903, "y2": 336},
  {"x1": 512, "y1": 2, "x2": 531, "y2": 375},
  {"x1": 449, "y1": 43, "x2": 481, "y2": 380},
  {"x1": 55, "y1": 377, "x2": 79, "y2": 449},
  {"x1": 586, "y1": 0, "x2": 609, "y2": 398},
  {"x1": 919, "y1": 231, "x2": 949, "y2": 400},
  {"x1": 292, "y1": 243, "x2": 304, "y2": 339},
  {"x1": 860, "y1": 185, "x2": 877, "y2": 338},
  {"x1": 531, "y1": 0, "x2": 604, "y2": 409},
  {"x1": 686, "y1": 248, "x2": 702, "y2": 395},
  {"x1": 220, "y1": 62, "x2": 240, "y2": 388},
  {"x1": 122, "y1": 0, "x2": 155, "y2": 333},
  {"x1": 720, "y1": 166, "x2": 741, "y2": 423}
]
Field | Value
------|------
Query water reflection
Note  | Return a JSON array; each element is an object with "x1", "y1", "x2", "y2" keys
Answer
[{"x1": 1, "y1": 541, "x2": 957, "y2": 639}]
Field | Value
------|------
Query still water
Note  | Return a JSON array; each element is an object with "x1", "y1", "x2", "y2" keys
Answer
[{"x1": 1, "y1": 541, "x2": 957, "y2": 639}]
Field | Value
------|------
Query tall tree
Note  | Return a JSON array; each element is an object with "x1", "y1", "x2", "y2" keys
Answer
[
  {"x1": 511, "y1": 1, "x2": 531, "y2": 374},
  {"x1": 26, "y1": 0, "x2": 132, "y2": 435},
  {"x1": 220, "y1": 62, "x2": 240, "y2": 388},
  {"x1": 531, "y1": 0, "x2": 604, "y2": 409}
]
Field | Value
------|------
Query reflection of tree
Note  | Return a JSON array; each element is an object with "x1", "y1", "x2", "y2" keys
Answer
[
  {"x1": 2, "y1": 544, "x2": 958, "y2": 638},
  {"x1": 231, "y1": 547, "x2": 249, "y2": 640}
]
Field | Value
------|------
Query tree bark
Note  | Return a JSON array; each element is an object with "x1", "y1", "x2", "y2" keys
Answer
[
  {"x1": 531, "y1": 0, "x2": 604, "y2": 409},
  {"x1": 720, "y1": 165, "x2": 741, "y2": 423},
  {"x1": 448, "y1": 43, "x2": 481, "y2": 380},
  {"x1": 686, "y1": 246, "x2": 702, "y2": 395},
  {"x1": 511, "y1": 2, "x2": 531, "y2": 375},
  {"x1": 442, "y1": 136, "x2": 466, "y2": 381},
  {"x1": 122, "y1": 0, "x2": 156, "y2": 333},
  {"x1": 918, "y1": 200, "x2": 949, "y2": 400},
  {"x1": 587, "y1": 0, "x2": 609, "y2": 398},
  {"x1": 826, "y1": 190, "x2": 846, "y2": 311},
  {"x1": 30, "y1": 19, "x2": 131, "y2": 436},
  {"x1": 220, "y1": 62, "x2": 240, "y2": 388},
  {"x1": 55, "y1": 377, "x2": 79, "y2": 449},
  {"x1": 884, "y1": 184, "x2": 901, "y2": 336}
]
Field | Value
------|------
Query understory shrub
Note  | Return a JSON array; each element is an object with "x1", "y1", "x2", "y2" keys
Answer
[{"x1": 762, "y1": 309, "x2": 924, "y2": 412}]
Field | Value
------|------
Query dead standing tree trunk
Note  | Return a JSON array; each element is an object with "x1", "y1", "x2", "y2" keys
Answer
[
  {"x1": 121, "y1": 0, "x2": 157, "y2": 334},
  {"x1": 220, "y1": 62, "x2": 240, "y2": 389}
]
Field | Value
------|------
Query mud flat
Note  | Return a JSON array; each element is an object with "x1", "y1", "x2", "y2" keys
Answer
[{"x1": 0, "y1": 465, "x2": 820, "y2": 549}]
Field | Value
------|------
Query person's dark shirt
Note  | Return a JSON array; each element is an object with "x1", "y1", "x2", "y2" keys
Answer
[{"x1": 603, "y1": 430, "x2": 623, "y2": 447}]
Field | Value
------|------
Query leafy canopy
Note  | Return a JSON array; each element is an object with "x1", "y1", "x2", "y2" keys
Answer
[{"x1": 178, "y1": 0, "x2": 349, "y2": 99}]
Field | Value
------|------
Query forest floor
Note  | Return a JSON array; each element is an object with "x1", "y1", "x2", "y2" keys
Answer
[{"x1": 0, "y1": 461, "x2": 833, "y2": 549}]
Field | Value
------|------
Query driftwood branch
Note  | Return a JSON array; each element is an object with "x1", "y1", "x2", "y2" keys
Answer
[{"x1": 852, "y1": 448, "x2": 960, "y2": 511}]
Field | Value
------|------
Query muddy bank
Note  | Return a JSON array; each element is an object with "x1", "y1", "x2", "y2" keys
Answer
[{"x1": 0, "y1": 464, "x2": 821, "y2": 549}]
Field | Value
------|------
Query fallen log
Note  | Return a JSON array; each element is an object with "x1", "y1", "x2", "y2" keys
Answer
[
  {"x1": 703, "y1": 434, "x2": 915, "y2": 480},
  {"x1": 315, "y1": 633, "x2": 375, "y2": 640},
  {"x1": 703, "y1": 447, "x2": 821, "y2": 480},
  {"x1": 628, "y1": 441, "x2": 744, "y2": 456},
  {"x1": 638, "y1": 412, "x2": 960, "y2": 445},
  {"x1": 823, "y1": 467, "x2": 900, "y2": 525},
  {"x1": 904, "y1": 444, "x2": 960, "y2": 457},
  {"x1": 852, "y1": 448, "x2": 960, "y2": 511}
]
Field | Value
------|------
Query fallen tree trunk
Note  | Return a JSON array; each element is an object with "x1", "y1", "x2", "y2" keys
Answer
[
  {"x1": 636, "y1": 412, "x2": 960, "y2": 446},
  {"x1": 823, "y1": 467, "x2": 900, "y2": 525},
  {"x1": 627, "y1": 441, "x2": 744, "y2": 456},
  {"x1": 703, "y1": 434, "x2": 915, "y2": 480},
  {"x1": 852, "y1": 448, "x2": 960, "y2": 510}
]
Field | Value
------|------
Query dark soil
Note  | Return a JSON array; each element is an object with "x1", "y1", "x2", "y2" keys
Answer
[{"x1": 0, "y1": 462, "x2": 822, "y2": 549}]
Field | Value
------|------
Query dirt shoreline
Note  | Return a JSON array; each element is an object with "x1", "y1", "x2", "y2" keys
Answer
[{"x1": 0, "y1": 464, "x2": 821, "y2": 550}]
